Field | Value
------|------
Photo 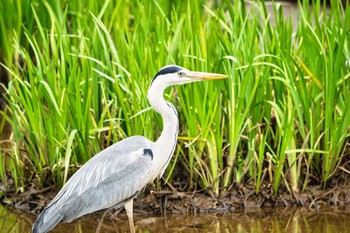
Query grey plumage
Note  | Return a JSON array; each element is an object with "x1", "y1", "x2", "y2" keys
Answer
[{"x1": 32, "y1": 136, "x2": 153, "y2": 233}]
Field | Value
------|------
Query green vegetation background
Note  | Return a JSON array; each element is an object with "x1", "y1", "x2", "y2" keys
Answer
[{"x1": 0, "y1": 0, "x2": 349, "y2": 198}]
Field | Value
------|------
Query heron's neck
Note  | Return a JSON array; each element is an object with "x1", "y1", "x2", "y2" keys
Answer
[{"x1": 148, "y1": 83, "x2": 179, "y2": 166}]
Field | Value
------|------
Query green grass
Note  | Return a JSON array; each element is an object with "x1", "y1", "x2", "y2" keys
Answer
[{"x1": 0, "y1": 0, "x2": 349, "y2": 198}]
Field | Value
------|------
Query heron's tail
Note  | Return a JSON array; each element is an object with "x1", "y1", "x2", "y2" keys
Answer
[{"x1": 32, "y1": 205, "x2": 63, "y2": 233}]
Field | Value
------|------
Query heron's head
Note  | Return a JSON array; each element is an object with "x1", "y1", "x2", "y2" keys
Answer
[{"x1": 149, "y1": 65, "x2": 228, "y2": 90}]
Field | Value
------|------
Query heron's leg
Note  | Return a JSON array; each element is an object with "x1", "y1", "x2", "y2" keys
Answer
[{"x1": 124, "y1": 199, "x2": 135, "y2": 233}]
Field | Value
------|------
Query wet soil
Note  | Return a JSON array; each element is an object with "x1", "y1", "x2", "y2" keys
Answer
[{"x1": 1, "y1": 168, "x2": 350, "y2": 219}]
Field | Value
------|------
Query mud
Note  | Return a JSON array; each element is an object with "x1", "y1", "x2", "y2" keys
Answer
[{"x1": 1, "y1": 168, "x2": 350, "y2": 219}]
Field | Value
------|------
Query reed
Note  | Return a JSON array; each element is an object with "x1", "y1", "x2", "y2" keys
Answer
[{"x1": 0, "y1": 0, "x2": 349, "y2": 198}]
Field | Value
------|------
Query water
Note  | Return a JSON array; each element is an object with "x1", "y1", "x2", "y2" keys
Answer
[{"x1": 1, "y1": 205, "x2": 350, "y2": 233}]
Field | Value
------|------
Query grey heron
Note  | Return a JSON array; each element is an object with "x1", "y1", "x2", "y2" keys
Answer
[{"x1": 32, "y1": 65, "x2": 227, "y2": 233}]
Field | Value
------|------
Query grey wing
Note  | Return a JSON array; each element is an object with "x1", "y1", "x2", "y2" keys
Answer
[{"x1": 36, "y1": 136, "x2": 154, "y2": 228}]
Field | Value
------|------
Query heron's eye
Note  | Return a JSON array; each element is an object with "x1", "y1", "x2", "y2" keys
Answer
[{"x1": 178, "y1": 72, "x2": 184, "y2": 77}]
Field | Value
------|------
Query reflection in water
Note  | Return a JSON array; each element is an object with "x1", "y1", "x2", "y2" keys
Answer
[{"x1": 1, "y1": 205, "x2": 350, "y2": 233}]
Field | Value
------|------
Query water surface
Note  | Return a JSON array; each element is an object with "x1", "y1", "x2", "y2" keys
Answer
[{"x1": 1, "y1": 205, "x2": 350, "y2": 233}]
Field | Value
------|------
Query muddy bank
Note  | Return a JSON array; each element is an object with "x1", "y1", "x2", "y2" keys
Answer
[{"x1": 1, "y1": 171, "x2": 350, "y2": 219}]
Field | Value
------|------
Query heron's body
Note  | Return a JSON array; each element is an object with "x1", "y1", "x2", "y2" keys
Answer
[
  {"x1": 32, "y1": 65, "x2": 227, "y2": 233},
  {"x1": 33, "y1": 136, "x2": 154, "y2": 232}
]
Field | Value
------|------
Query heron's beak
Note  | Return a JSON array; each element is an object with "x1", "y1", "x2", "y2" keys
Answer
[{"x1": 187, "y1": 71, "x2": 228, "y2": 81}]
